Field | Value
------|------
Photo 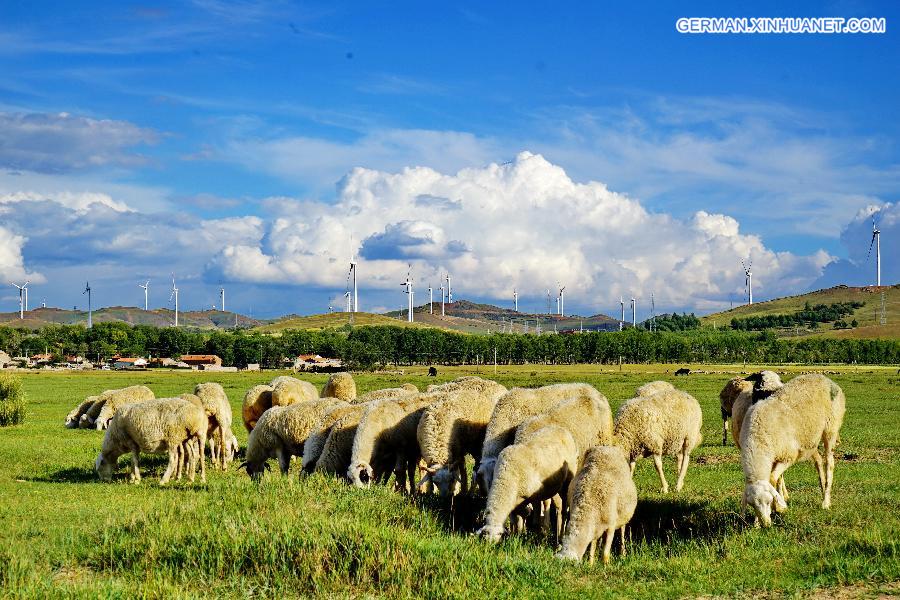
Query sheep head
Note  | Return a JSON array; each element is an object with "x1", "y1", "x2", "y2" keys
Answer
[
  {"x1": 474, "y1": 458, "x2": 497, "y2": 496},
  {"x1": 348, "y1": 462, "x2": 374, "y2": 488},
  {"x1": 427, "y1": 463, "x2": 462, "y2": 497},
  {"x1": 476, "y1": 524, "x2": 504, "y2": 543},
  {"x1": 95, "y1": 452, "x2": 116, "y2": 481},
  {"x1": 744, "y1": 479, "x2": 787, "y2": 527}
]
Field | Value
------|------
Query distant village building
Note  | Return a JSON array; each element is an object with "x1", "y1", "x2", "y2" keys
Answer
[
  {"x1": 29, "y1": 353, "x2": 53, "y2": 367},
  {"x1": 113, "y1": 357, "x2": 148, "y2": 370},
  {"x1": 244, "y1": 363, "x2": 261, "y2": 371},
  {"x1": 179, "y1": 354, "x2": 223, "y2": 369},
  {"x1": 293, "y1": 354, "x2": 343, "y2": 372}
]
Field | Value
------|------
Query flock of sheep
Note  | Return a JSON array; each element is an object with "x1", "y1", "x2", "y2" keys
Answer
[{"x1": 64, "y1": 370, "x2": 846, "y2": 564}]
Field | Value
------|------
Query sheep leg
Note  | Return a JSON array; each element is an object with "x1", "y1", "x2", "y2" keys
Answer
[
  {"x1": 769, "y1": 462, "x2": 791, "y2": 512},
  {"x1": 619, "y1": 525, "x2": 627, "y2": 557},
  {"x1": 722, "y1": 417, "x2": 729, "y2": 446},
  {"x1": 811, "y1": 450, "x2": 826, "y2": 496},
  {"x1": 629, "y1": 460, "x2": 636, "y2": 476},
  {"x1": 823, "y1": 438, "x2": 836, "y2": 509},
  {"x1": 602, "y1": 528, "x2": 615, "y2": 565},
  {"x1": 588, "y1": 539, "x2": 596, "y2": 565},
  {"x1": 407, "y1": 459, "x2": 417, "y2": 495},
  {"x1": 129, "y1": 445, "x2": 141, "y2": 483},
  {"x1": 675, "y1": 446, "x2": 691, "y2": 492},
  {"x1": 197, "y1": 430, "x2": 207, "y2": 484},
  {"x1": 218, "y1": 428, "x2": 226, "y2": 470},
  {"x1": 457, "y1": 463, "x2": 469, "y2": 495},
  {"x1": 652, "y1": 454, "x2": 669, "y2": 493},
  {"x1": 553, "y1": 495, "x2": 564, "y2": 544},
  {"x1": 160, "y1": 447, "x2": 179, "y2": 485},
  {"x1": 276, "y1": 446, "x2": 290, "y2": 475}
]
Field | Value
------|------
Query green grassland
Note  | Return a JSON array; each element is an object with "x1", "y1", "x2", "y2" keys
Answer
[{"x1": 1, "y1": 365, "x2": 898, "y2": 598}]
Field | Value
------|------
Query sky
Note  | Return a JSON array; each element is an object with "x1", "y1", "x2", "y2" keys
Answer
[{"x1": 0, "y1": 1, "x2": 898, "y2": 319}]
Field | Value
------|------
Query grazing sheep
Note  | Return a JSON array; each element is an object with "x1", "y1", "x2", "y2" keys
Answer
[
  {"x1": 95, "y1": 397, "x2": 207, "y2": 485},
  {"x1": 242, "y1": 398, "x2": 348, "y2": 480},
  {"x1": 356, "y1": 384, "x2": 419, "y2": 403},
  {"x1": 194, "y1": 382, "x2": 235, "y2": 469},
  {"x1": 312, "y1": 402, "x2": 374, "y2": 477},
  {"x1": 556, "y1": 446, "x2": 637, "y2": 565},
  {"x1": 723, "y1": 371, "x2": 784, "y2": 448},
  {"x1": 636, "y1": 380, "x2": 675, "y2": 397},
  {"x1": 322, "y1": 372, "x2": 357, "y2": 402},
  {"x1": 348, "y1": 392, "x2": 439, "y2": 492},
  {"x1": 271, "y1": 376, "x2": 318, "y2": 406},
  {"x1": 613, "y1": 388, "x2": 703, "y2": 493},
  {"x1": 417, "y1": 377, "x2": 509, "y2": 497},
  {"x1": 514, "y1": 392, "x2": 615, "y2": 459},
  {"x1": 741, "y1": 374, "x2": 845, "y2": 527},
  {"x1": 301, "y1": 404, "x2": 360, "y2": 474},
  {"x1": 478, "y1": 425, "x2": 579, "y2": 543},
  {"x1": 242, "y1": 384, "x2": 273, "y2": 432},
  {"x1": 65, "y1": 396, "x2": 98, "y2": 428},
  {"x1": 476, "y1": 383, "x2": 604, "y2": 496},
  {"x1": 674, "y1": 368, "x2": 691, "y2": 376},
  {"x1": 92, "y1": 386, "x2": 157, "y2": 430},
  {"x1": 428, "y1": 366, "x2": 438, "y2": 377}
]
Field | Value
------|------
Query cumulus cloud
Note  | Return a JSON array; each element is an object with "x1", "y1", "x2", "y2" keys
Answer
[
  {"x1": 0, "y1": 112, "x2": 156, "y2": 173},
  {"x1": 0, "y1": 225, "x2": 43, "y2": 283},
  {"x1": 210, "y1": 152, "x2": 833, "y2": 313},
  {"x1": 815, "y1": 202, "x2": 898, "y2": 288}
]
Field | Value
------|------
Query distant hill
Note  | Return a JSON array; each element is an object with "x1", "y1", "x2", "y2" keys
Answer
[
  {"x1": 0, "y1": 306, "x2": 261, "y2": 329},
  {"x1": 254, "y1": 312, "x2": 437, "y2": 333},
  {"x1": 700, "y1": 285, "x2": 900, "y2": 339}
]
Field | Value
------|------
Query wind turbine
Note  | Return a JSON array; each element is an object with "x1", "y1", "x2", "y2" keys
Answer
[
  {"x1": 546, "y1": 289, "x2": 552, "y2": 315},
  {"x1": 220, "y1": 288, "x2": 226, "y2": 312},
  {"x1": 742, "y1": 258, "x2": 753, "y2": 305},
  {"x1": 344, "y1": 290, "x2": 352, "y2": 312},
  {"x1": 445, "y1": 273, "x2": 452, "y2": 305},
  {"x1": 513, "y1": 288, "x2": 518, "y2": 312},
  {"x1": 558, "y1": 285, "x2": 566, "y2": 316},
  {"x1": 138, "y1": 280, "x2": 149, "y2": 311},
  {"x1": 631, "y1": 297, "x2": 636, "y2": 328},
  {"x1": 867, "y1": 217, "x2": 882, "y2": 286},
  {"x1": 22, "y1": 281, "x2": 28, "y2": 313},
  {"x1": 10, "y1": 281, "x2": 27, "y2": 319},
  {"x1": 440, "y1": 283, "x2": 445, "y2": 316},
  {"x1": 650, "y1": 293, "x2": 656, "y2": 332},
  {"x1": 348, "y1": 244, "x2": 359, "y2": 312},
  {"x1": 83, "y1": 281, "x2": 92, "y2": 328},
  {"x1": 169, "y1": 275, "x2": 179, "y2": 327},
  {"x1": 428, "y1": 284, "x2": 433, "y2": 314}
]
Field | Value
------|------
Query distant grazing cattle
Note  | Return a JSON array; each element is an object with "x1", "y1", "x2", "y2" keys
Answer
[
  {"x1": 675, "y1": 368, "x2": 691, "y2": 376},
  {"x1": 428, "y1": 366, "x2": 438, "y2": 377}
]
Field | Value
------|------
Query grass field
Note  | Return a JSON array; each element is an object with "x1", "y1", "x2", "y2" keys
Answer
[{"x1": 1, "y1": 365, "x2": 898, "y2": 598}]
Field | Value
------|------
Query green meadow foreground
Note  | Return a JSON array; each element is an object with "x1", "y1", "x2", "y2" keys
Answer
[{"x1": 1, "y1": 365, "x2": 898, "y2": 598}]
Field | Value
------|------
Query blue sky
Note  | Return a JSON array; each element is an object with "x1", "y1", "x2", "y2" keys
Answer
[{"x1": 0, "y1": 1, "x2": 898, "y2": 318}]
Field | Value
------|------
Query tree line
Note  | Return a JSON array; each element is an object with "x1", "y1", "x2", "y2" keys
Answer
[
  {"x1": 730, "y1": 301, "x2": 865, "y2": 331},
  {"x1": 1, "y1": 321, "x2": 897, "y2": 369}
]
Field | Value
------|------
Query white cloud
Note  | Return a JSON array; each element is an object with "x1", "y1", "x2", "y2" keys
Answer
[
  {"x1": 815, "y1": 201, "x2": 898, "y2": 288},
  {"x1": 211, "y1": 152, "x2": 834, "y2": 313},
  {"x1": 0, "y1": 190, "x2": 131, "y2": 213},
  {"x1": 0, "y1": 225, "x2": 44, "y2": 283}
]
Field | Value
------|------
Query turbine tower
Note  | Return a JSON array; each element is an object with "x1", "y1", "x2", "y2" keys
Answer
[
  {"x1": 650, "y1": 293, "x2": 656, "y2": 332},
  {"x1": 10, "y1": 281, "x2": 28, "y2": 319},
  {"x1": 619, "y1": 297, "x2": 624, "y2": 331},
  {"x1": 445, "y1": 273, "x2": 452, "y2": 305},
  {"x1": 402, "y1": 266, "x2": 414, "y2": 323},
  {"x1": 139, "y1": 280, "x2": 149, "y2": 311},
  {"x1": 220, "y1": 288, "x2": 225, "y2": 312},
  {"x1": 513, "y1": 288, "x2": 518, "y2": 312},
  {"x1": 630, "y1": 297, "x2": 636, "y2": 328},
  {"x1": 547, "y1": 289, "x2": 552, "y2": 315},
  {"x1": 867, "y1": 217, "x2": 882, "y2": 286},
  {"x1": 428, "y1": 284, "x2": 433, "y2": 314},
  {"x1": 170, "y1": 275, "x2": 179, "y2": 327},
  {"x1": 83, "y1": 281, "x2": 92, "y2": 328},
  {"x1": 742, "y1": 258, "x2": 753, "y2": 305},
  {"x1": 558, "y1": 285, "x2": 566, "y2": 316},
  {"x1": 22, "y1": 282, "x2": 28, "y2": 313},
  {"x1": 440, "y1": 283, "x2": 445, "y2": 316},
  {"x1": 349, "y1": 257, "x2": 358, "y2": 313},
  {"x1": 344, "y1": 290, "x2": 352, "y2": 312}
]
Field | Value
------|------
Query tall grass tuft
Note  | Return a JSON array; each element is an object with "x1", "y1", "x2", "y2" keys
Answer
[{"x1": 0, "y1": 372, "x2": 26, "y2": 426}]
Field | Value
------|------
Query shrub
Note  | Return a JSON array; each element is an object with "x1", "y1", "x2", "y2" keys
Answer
[{"x1": 0, "y1": 373, "x2": 26, "y2": 426}]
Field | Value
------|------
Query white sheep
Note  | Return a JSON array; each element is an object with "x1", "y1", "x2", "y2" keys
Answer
[
  {"x1": 555, "y1": 445, "x2": 637, "y2": 565},
  {"x1": 356, "y1": 384, "x2": 419, "y2": 403},
  {"x1": 636, "y1": 380, "x2": 675, "y2": 397},
  {"x1": 476, "y1": 383, "x2": 607, "y2": 496},
  {"x1": 65, "y1": 396, "x2": 98, "y2": 428},
  {"x1": 613, "y1": 388, "x2": 702, "y2": 493},
  {"x1": 242, "y1": 384, "x2": 273, "y2": 432},
  {"x1": 741, "y1": 374, "x2": 845, "y2": 527},
  {"x1": 242, "y1": 397, "x2": 348, "y2": 480},
  {"x1": 194, "y1": 382, "x2": 235, "y2": 469},
  {"x1": 322, "y1": 372, "x2": 357, "y2": 402},
  {"x1": 92, "y1": 385, "x2": 157, "y2": 430},
  {"x1": 348, "y1": 392, "x2": 439, "y2": 493},
  {"x1": 301, "y1": 403, "x2": 360, "y2": 474},
  {"x1": 720, "y1": 371, "x2": 783, "y2": 446},
  {"x1": 312, "y1": 402, "x2": 375, "y2": 478},
  {"x1": 477, "y1": 424, "x2": 579, "y2": 543},
  {"x1": 95, "y1": 397, "x2": 207, "y2": 485},
  {"x1": 271, "y1": 375, "x2": 319, "y2": 406},
  {"x1": 416, "y1": 378, "x2": 508, "y2": 497}
]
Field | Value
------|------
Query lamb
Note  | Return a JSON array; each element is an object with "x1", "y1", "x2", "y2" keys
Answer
[
  {"x1": 416, "y1": 377, "x2": 508, "y2": 496},
  {"x1": 194, "y1": 382, "x2": 236, "y2": 469},
  {"x1": 476, "y1": 383, "x2": 606, "y2": 496},
  {"x1": 477, "y1": 425, "x2": 579, "y2": 543},
  {"x1": 555, "y1": 445, "x2": 637, "y2": 565},
  {"x1": 322, "y1": 372, "x2": 357, "y2": 402},
  {"x1": 722, "y1": 371, "x2": 783, "y2": 447},
  {"x1": 92, "y1": 385, "x2": 157, "y2": 430},
  {"x1": 242, "y1": 384, "x2": 273, "y2": 432},
  {"x1": 65, "y1": 396, "x2": 98, "y2": 428},
  {"x1": 241, "y1": 397, "x2": 348, "y2": 480},
  {"x1": 613, "y1": 388, "x2": 702, "y2": 493},
  {"x1": 95, "y1": 397, "x2": 207, "y2": 485},
  {"x1": 740, "y1": 374, "x2": 845, "y2": 527},
  {"x1": 356, "y1": 383, "x2": 419, "y2": 403},
  {"x1": 348, "y1": 392, "x2": 439, "y2": 492}
]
